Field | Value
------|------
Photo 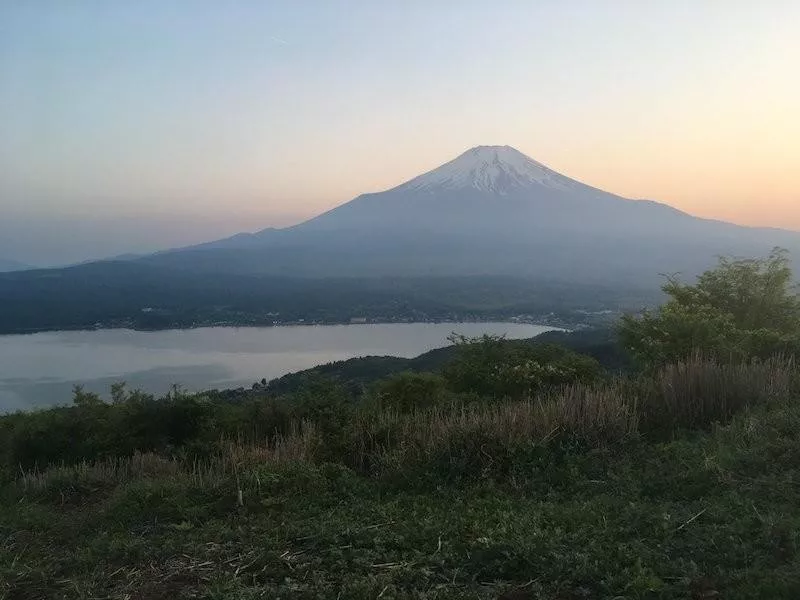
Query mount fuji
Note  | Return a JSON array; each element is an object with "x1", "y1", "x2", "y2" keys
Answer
[{"x1": 143, "y1": 145, "x2": 799, "y2": 285}]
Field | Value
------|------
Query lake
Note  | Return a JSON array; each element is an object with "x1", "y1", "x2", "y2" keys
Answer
[{"x1": 0, "y1": 322, "x2": 556, "y2": 412}]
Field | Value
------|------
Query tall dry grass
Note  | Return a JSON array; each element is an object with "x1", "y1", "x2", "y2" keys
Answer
[
  {"x1": 18, "y1": 452, "x2": 185, "y2": 492},
  {"x1": 640, "y1": 353, "x2": 795, "y2": 431},
  {"x1": 15, "y1": 356, "x2": 797, "y2": 487},
  {"x1": 346, "y1": 355, "x2": 795, "y2": 476},
  {"x1": 346, "y1": 382, "x2": 639, "y2": 477},
  {"x1": 18, "y1": 422, "x2": 318, "y2": 493},
  {"x1": 362, "y1": 382, "x2": 639, "y2": 449},
  {"x1": 221, "y1": 421, "x2": 317, "y2": 467}
]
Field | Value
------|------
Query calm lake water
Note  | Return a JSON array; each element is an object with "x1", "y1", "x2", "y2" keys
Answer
[{"x1": 0, "y1": 322, "x2": 555, "y2": 412}]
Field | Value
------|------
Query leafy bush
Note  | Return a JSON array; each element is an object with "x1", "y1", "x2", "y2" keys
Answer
[
  {"x1": 370, "y1": 371, "x2": 449, "y2": 412},
  {"x1": 1, "y1": 390, "x2": 301, "y2": 475},
  {"x1": 442, "y1": 334, "x2": 603, "y2": 399},
  {"x1": 620, "y1": 248, "x2": 800, "y2": 366}
]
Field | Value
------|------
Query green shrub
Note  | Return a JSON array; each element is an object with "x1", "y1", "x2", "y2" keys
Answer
[
  {"x1": 620, "y1": 248, "x2": 800, "y2": 366},
  {"x1": 442, "y1": 334, "x2": 603, "y2": 399},
  {"x1": 370, "y1": 371, "x2": 448, "y2": 412}
]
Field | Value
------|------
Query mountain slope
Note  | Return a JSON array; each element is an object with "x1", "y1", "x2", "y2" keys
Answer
[
  {"x1": 0, "y1": 259, "x2": 31, "y2": 273},
  {"x1": 143, "y1": 145, "x2": 800, "y2": 284}
]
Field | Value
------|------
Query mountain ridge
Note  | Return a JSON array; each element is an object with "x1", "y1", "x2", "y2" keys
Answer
[{"x1": 137, "y1": 144, "x2": 798, "y2": 285}]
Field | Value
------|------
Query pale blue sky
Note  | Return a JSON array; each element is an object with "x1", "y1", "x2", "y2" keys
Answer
[{"x1": 1, "y1": 1, "x2": 799, "y2": 264}]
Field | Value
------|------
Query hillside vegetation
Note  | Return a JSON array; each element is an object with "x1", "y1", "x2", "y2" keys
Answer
[{"x1": 1, "y1": 251, "x2": 799, "y2": 599}]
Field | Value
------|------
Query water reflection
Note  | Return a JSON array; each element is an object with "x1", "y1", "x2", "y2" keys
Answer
[{"x1": 0, "y1": 323, "x2": 556, "y2": 412}]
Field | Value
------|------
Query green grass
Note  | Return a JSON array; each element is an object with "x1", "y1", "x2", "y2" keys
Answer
[{"x1": 3, "y1": 396, "x2": 799, "y2": 599}]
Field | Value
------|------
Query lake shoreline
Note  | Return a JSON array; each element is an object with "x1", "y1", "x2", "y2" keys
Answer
[
  {"x1": 0, "y1": 322, "x2": 562, "y2": 412},
  {"x1": 0, "y1": 317, "x2": 571, "y2": 338}
]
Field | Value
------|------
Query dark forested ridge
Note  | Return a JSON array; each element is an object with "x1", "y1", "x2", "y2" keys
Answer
[{"x1": 0, "y1": 261, "x2": 660, "y2": 334}]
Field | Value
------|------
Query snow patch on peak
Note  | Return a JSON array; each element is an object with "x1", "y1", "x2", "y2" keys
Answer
[{"x1": 396, "y1": 145, "x2": 578, "y2": 194}]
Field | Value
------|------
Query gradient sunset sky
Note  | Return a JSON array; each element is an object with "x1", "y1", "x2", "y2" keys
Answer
[{"x1": 1, "y1": 1, "x2": 799, "y2": 265}]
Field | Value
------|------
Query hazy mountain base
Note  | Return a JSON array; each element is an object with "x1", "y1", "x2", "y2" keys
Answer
[{"x1": 144, "y1": 227, "x2": 798, "y2": 285}]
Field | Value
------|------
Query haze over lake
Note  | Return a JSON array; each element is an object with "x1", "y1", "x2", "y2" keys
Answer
[{"x1": 0, "y1": 322, "x2": 555, "y2": 412}]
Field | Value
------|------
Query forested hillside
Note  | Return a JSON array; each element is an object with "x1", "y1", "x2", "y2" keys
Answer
[{"x1": 0, "y1": 263, "x2": 657, "y2": 333}]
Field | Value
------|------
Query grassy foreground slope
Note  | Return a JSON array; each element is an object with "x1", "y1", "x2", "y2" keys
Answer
[{"x1": 2, "y1": 358, "x2": 799, "y2": 599}]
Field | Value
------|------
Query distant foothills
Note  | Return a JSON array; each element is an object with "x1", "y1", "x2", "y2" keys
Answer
[
  {"x1": 1, "y1": 145, "x2": 796, "y2": 334},
  {"x1": 0, "y1": 267, "x2": 654, "y2": 335}
]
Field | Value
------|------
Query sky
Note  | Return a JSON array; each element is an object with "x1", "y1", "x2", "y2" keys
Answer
[{"x1": 1, "y1": 1, "x2": 799, "y2": 265}]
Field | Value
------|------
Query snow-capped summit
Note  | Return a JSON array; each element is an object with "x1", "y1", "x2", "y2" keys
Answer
[{"x1": 396, "y1": 145, "x2": 577, "y2": 194}]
